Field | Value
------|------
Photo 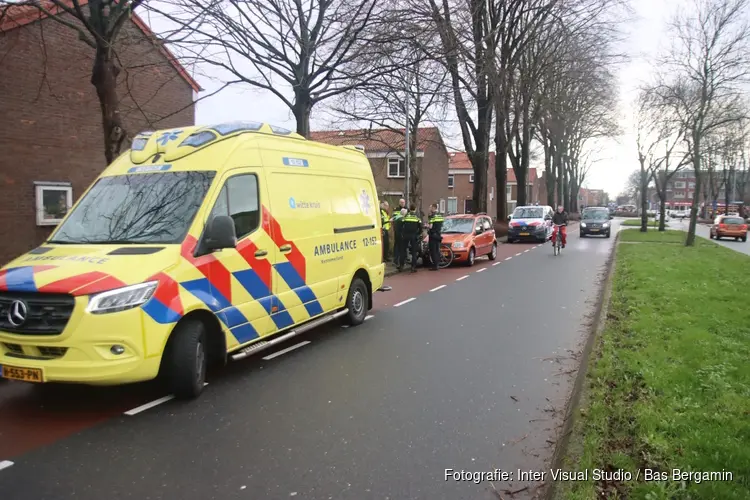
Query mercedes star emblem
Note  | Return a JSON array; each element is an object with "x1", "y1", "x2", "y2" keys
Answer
[{"x1": 8, "y1": 300, "x2": 28, "y2": 327}]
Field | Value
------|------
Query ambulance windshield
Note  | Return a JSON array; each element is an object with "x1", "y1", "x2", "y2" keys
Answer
[{"x1": 49, "y1": 171, "x2": 216, "y2": 244}]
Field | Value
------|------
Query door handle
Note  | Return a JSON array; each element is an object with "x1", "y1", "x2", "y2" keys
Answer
[
  {"x1": 279, "y1": 244, "x2": 292, "y2": 253},
  {"x1": 255, "y1": 249, "x2": 268, "y2": 257}
]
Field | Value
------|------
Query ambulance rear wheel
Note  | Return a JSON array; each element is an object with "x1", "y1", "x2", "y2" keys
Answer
[
  {"x1": 345, "y1": 277, "x2": 368, "y2": 326},
  {"x1": 164, "y1": 319, "x2": 207, "y2": 400}
]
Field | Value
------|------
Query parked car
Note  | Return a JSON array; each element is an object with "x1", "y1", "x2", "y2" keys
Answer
[
  {"x1": 430, "y1": 213, "x2": 497, "y2": 266},
  {"x1": 709, "y1": 215, "x2": 748, "y2": 241},
  {"x1": 580, "y1": 207, "x2": 612, "y2": 238},
  {"x1": 670, "y1": 209, "x2": 688, "y2": 219},
  {"x1": 506, "y1": 205, "x2": 553, "y2": 243}
]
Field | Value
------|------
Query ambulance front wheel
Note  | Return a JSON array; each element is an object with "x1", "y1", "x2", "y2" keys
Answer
[
  {"x1": 345, "y1": 277, "x2": 369, "y2": 326},
  {"x1": 163, "y1": 319, "x2": 207, "y2": 400}
]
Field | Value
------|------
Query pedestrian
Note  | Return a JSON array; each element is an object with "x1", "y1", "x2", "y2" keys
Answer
[
  {"x1": 399, "y1": 203, "x2": 421, "y2": 273},
  {"x1": 392, "y1": 198, "x2": 407, "y2": 266},
  {"x1": 380, "y1": 201, "x2": 391, "y2": 263},
  {"x1": 427, "y1": 203, "x2": 444, "y2": 271}
]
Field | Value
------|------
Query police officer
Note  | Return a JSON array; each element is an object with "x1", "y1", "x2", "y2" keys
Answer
[
  {"x1": 427, "y1": 203, "x2": 444, "y2": 271},
  {"x1": 399, "y1": 203, "x2": 421, "y2": 273},
  {"x1": 380, "y1": 201, "x2": 391, "y2": 263},
  {"x1": 392, "y1": 198, "x2": 407, "y2": 266}
]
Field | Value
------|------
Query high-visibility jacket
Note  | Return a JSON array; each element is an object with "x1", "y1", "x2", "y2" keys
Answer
[
  {"x1": 381, "y1": 209, "x2": 391, "y2": 230},
  {"x1": 428, "y1": 213, "x2": 444, "y2": 239}
]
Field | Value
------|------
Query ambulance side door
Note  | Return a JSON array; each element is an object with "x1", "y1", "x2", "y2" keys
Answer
[{"x1": 204, "y1": 169, "x2": 277, "y2": 346}]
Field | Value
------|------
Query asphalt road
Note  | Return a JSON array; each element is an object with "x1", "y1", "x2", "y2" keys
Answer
[
  {"x1": 669, "y1": 217, "x2": 750, "y2": 256},
  {"x1": 0, "y1": 223, "x2": 618, "y2": 500}
]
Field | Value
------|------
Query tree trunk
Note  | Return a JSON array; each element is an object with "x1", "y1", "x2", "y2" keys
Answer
[
  {"x1": 293, "y1": 93, "x2": 312, "y2": 138},
  {"x1": 494, "y1": 122, "x2": 508, "y2": 221},
  {"x1": 659, "y1": 182, "x2": 667, "y2": 231},
  {"x1": 686, "y1": 133, "x2": 701, "y2": 246},
  {"x1": 639, "y1": 157, "x2": 648, "y2": 232},
  {"x1": 92, "y1": 49, "x2": 127, "y2": 165},
  {"x1": 545, "y1": 140, "x2": 555, "y2": 206},
  {"x1": 555, "y1": 145, "x2": 563, "y2": 207},
  {"x1": 409, "y1": 126, "x2": 422, "y2": 217},
  {"x1": 514, "y1": 97, "x2": 531, "y2": 207},
  {"x1": 470, "y1": 151, "x2": 489, "y2": 213}
]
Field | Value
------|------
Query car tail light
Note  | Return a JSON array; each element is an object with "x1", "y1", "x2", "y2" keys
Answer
[
  {"x1": 719, "y1": 224, "x2": 726, "y2": 229},
  {"x1": 743, "y1": 225, "x2": 748, "y2": 231}
]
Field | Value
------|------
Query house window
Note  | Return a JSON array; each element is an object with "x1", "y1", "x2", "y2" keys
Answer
[
  {"x1": 464, "y1": 199, "x2": 474, "y2": 213},
  {"x1": 35, "y1": 182, "x2": 73, "y2": 226},
  {"x1": 387, "y1": 158, "x2": 405, "y2": 178},
  {"x1": 688, "y1": 182, "x2": 695, "y2": 188},
  {"x1": 674, "y1": 181, "x2": 686, "y2": 188},
  {"x1": 674, "y1": 192, "x2": 685, "y2": 198},
  {"x1": 469, "y1": 174, "x2": 474, "y2": 183},
  {"x1": 439, "y1": 199, "x2": 446, "y2": 213},
  {"x1": 448, "y1": 175, "x2": 454, "y2": 188},
  {"x1": 506, "y1": 185, "x2": 512, "y2": 202},
  {"x1": 447, "y1": 197, "x2": 458, "y2": 214}
]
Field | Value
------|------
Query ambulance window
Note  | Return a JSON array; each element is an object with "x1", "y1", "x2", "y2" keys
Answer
[{"x1": 210, "y1": 174, "x2": 260, "y2": 239}]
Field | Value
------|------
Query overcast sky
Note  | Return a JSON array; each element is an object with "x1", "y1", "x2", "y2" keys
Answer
[{"x1": 153, "y1": 0, "x2": 682, "y2": 199}]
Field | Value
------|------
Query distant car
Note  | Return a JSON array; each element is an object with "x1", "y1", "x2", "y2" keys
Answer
[
  {"x1": 580, "y1": 207, "x2": 612, "y2": 238},
  {"x1": 506, "y1": 205, "x2": 553, "y2": 243},
  {"x1": 428, "y1": 213, "x2": 498, "y2": 266},
  {"x1": 670, "y1": 209, "x2": 688, "y2": 219},
  {"x1": 709, "y1": 215, "x2": 747, "y2": 242}
]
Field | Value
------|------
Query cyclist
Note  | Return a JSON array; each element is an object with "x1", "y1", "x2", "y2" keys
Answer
[
  {"x1": 551, "y1": 205, "x2": 568, "y2": 248},
  {"x1": 427, "y1": 203, "x2": 445, "y2": 271}
]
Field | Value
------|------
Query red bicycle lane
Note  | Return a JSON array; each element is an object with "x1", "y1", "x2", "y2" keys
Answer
[{"x1": 0, "y1": 240, "x2": 541, "y2": 462}]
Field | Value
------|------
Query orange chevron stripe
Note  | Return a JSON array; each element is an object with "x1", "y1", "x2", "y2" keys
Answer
[{"x1": 262, "y1": 205, "x2": 306, "y2": 282}]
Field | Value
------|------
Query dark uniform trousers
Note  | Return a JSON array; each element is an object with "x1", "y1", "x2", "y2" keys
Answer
[
  {"x1": 428, "y1": 213, "x2": 445, "y2": 269},
  {"x1": 399, "y1": 212, "x2": 422, "y2": 271}
]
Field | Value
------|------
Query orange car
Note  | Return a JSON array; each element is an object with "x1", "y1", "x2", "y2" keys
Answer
[
  {"x1": 710, "y1": 215, "x2": 748, "y2": 241},
  {"x1": 424, "y1": 213, "x2": 498, "y2": 266}
]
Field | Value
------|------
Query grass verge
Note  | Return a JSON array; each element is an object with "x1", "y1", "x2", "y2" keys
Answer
[
  {"x1": 621, "y1": 219, "x2": 669, "y2": 228},
  {"x1": 554, "y1": 231, "x2": 750, "y2": 500}
]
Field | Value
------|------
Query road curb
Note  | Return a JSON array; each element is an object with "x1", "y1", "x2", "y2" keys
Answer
[{"x1": 543, "y1": 228, "x2": 620, "y2": 500}]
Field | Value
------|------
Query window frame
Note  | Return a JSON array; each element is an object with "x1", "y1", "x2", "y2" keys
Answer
[
  {"x1": 469, "y1": 174, "x2": 474, "y2": 183},
  {"x1": 448, "y1": 174, "x2": 454, "y2": 188},
  {"x1": 35, "y1": 182, "x2": 73, "y2": 226},
  {"x1": 387, "y1": 157, "x2": 405, "y2": 178},
  {"x1": 208, "y1": 173, "x2": 261, "y2": 241}
]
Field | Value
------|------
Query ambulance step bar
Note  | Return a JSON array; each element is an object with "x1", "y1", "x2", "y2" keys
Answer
[{"x1": 230, "y1": 309, "x2": 350, "y2": 361}]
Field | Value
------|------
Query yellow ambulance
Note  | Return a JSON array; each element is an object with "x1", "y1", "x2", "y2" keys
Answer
[{"x1": 0, "y1": 122, "x2": 385, "y2": 398}]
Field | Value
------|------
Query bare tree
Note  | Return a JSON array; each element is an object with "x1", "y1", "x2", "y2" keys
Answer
[
  {"x1": 651, "y1": 0, "x2": 750, "y2": 246},
  {"x1": 150, "y1": 0, "x2": 391, "y2": 138},
  {"x1": 327, "y1": 16, "x2": 450, "y2": 212},
  {"x1": 1, "y1": 0, "x2": 148, "y2": 163}
]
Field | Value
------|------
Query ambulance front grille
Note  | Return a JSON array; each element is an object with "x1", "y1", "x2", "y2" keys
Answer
[
  {"x1": 2, "y1": 344, "x2": 68, "y2": 360},
  {"x1": 0, "y1": 292, "x2": 75, "y2": 336}
]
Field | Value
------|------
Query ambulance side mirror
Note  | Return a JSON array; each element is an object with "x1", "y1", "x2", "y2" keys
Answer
[{"x1": 204, "y1": 215, "x2": 237, "y2": 252}]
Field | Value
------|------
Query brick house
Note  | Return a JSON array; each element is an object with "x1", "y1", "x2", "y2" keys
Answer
[
  {"x1": 448, "y1": 152, "x2": 539, "y2": 217},
  {"x1": 310, "y1": 127, "x2": 450, "y2": 216},
  {"x1": 0, "y1": 2, "x2": 200, "y2": 266},
  {"x1": 578, "y1": 188, "x2": 605, "y2": 208}
]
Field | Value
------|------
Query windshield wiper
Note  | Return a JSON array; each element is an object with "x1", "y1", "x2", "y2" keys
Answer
[
  {"x1": 442, "y1": 230, "x2": 466, "y2": 234},
  {"x1": 47, "y1": 240, "x2": 79, "y2": 244},
  {"x1": 85, "y1": 239, "x2": 144, "y2": 245}
]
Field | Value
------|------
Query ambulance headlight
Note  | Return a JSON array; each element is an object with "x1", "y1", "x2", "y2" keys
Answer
[{"x1": 86, "y1": 282, "x2": 158, "y2": 314}]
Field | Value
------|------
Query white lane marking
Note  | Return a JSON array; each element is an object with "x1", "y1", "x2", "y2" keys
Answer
[
  {"x1": 493, "y1": 262, "x2": 501, "y2": 266},
  {"x1": 430, "y1": 285, "x2": 446, "y2": 292},
  {"x1": 505, "y1": 257, "x2": 512, "y2": 261},
  {"x1": 125, "y1": 395, "x2": 175, "y2": 416},
  {"x1": 476, "y1": 268, "x2": 487, "y2": 273},
  {"x1": 365, "y1": 315, "x2": 374, "y2": 321},
  {"x1": 124, "y1": 383, "x2": 208, "y2": 416},
  {"x1": 394, "y1": 297, "x2": 416, "y2": 307},
  {"x1": 524, "y1": 249, "x2": 529, "y2": 253},
  {"x1": 0, "y1": 461, "x2": 14, "y2": 471},
  {"x1": 262, "y1": 341, "x2": 310, "y2": 360},
  {"x1": 515, "y1": 252, "x2": 522, "y2": 256},
  {"x1": 456, "y1": 275, "x2": 469, "y2": 281}
]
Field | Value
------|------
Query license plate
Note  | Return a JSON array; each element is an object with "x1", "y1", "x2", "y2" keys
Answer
[
  {"x1": 1, "y1": 365, "x2": 44, "y2": 383},
  {"x1": 519, "y1": 232, "x2": 529, "y2": 236},
  {"x1": 591, "y1": 229, "x2": 599, "y2": 232},
  {"x1": 441, "y1": 249, "x2": 450, "y2": 257}
]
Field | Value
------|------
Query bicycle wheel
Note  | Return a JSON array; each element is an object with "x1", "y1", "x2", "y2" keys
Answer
[{"x1": 438, "y1": 244, "x2": 454, "y2": 268}]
